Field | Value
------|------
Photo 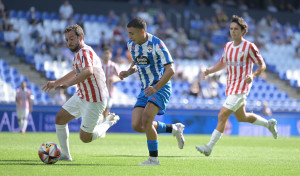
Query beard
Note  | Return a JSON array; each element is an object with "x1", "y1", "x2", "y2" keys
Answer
[{"x1": 69, "y1": 42, "x2": 81, "y2": 52}]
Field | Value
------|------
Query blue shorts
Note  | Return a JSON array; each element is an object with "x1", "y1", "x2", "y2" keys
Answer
[{"x1": 134, "y1": 82, "x2": 172, "y2": 115}]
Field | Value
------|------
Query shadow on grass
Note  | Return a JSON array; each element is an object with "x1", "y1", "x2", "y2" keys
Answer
[
  {"x1": 0, "y1": 159, "x2": 135, "y2": 166},
  {"x1": 92, "y1": 155, "x2": 199, "y2": 158}
]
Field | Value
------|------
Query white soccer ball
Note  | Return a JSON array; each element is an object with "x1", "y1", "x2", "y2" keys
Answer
[{"x1": 38, "y1": 142, "x2": 61, "y2": 164}]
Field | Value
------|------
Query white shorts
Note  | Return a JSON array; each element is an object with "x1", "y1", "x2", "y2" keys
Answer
[
  {"x1": 223, "y1": 93, "x2": 247, "y2": 112},
  {"x1": 17, "y1": 109, "x2": 29, "y2": 119},
  {"x1": 104, "y1": 97, "x2": 113, "y2": 108},
  {"x1": 62, "y1": 94, "x2": 107, "y2": 133}
]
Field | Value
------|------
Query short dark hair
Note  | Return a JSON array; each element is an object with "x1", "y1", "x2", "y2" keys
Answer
[
  {"x1": 64, "y1": 24, "x2": 84, "y2": 37},
  {"x1": 102, "y1": 46, "x2": 112, "y2": 53},
  {"x1": 231, "y1": 15, "x2": 248, "y2": 36},
  {"x1": 127, "y1": 17, "x2": 147, "y2": 30}
]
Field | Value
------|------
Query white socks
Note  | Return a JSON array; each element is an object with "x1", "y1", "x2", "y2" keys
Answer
[
  {"x1": 92, "y1": 121, "x2": 113, "y2": 141},
  {"x1": 253, "y1": 116, "x2": 269, "y2": 128},
  {"x1": 207, "y1": 129, "x2": 222, "y2": 149},
  {"x1": 56, "y1": 124, "x2": 71, "y2": 157},
  {"x1": 22, "y1": 120, "x2": 27, "y2": 131}
]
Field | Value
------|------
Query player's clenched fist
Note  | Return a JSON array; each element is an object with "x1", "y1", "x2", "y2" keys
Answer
[
  {"x1": 119, "y1": 71, "x2": 129, "y2": 80},
  {"x1": 245, "y1": 74, "x2": 253, "y2": 84}
]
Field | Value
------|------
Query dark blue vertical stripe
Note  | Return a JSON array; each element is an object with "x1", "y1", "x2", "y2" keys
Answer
[{"x1": 138, "y1": 45, "x2": 149, "y2": 88}]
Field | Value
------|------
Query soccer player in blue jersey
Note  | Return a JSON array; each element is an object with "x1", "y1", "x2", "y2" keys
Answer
[{"x1": 119, "y1": 17, "x2": 185, "y2": 165}]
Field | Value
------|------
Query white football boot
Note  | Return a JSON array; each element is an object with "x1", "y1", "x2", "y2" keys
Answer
[
  {"x1": 268, "y1": 119, "x2": 278, "y2": 139},
  {"x1": 106, "y1": 112, "x2": 120, "y2": 125},
  {"x1": 59, "y1": 155, "x2": 72, "y2": 161},
  {"x1": 138, "y1": 158, "x2": 160, "y2": 165},
  {"x1": 172, "y1": 123, "x2": 185, "y2": 149},
  {"x1": 195, "y1": 144, "x2": 212, "y2": 157}
]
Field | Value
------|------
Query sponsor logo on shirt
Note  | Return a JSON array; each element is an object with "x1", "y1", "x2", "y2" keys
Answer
[
  {"x1": 136, "y1": 56, "x2": 150, "y2": 67},
  {"x1": 227, "y1": 62, "x2": 245, "y2": 66}
]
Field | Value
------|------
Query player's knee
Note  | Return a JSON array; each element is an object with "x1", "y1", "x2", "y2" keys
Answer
[{"x1": 132, "y1": 123, "x2": 143, "y2": 132}]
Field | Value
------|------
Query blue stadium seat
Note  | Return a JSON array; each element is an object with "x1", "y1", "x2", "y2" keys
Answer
[
  {"x1": 0, "y1": 32, "x2": 4, "y2": 41},
  {"x1": 67, "y1": 86, "x2": 76, "y2": 95},
  {"x1": 9, "y1": 10, "x2": 17, "y2": 18},
  {"x1": 41, "y1": 12, "x2": 51, "y2": 20},
  {"x1": 25, "y1": 55, "x2": 34, "y2": 64},
  {"x1": 17, "y1": 10, "x2": 25, "y2": 18},
  {"x1": 15, "y1": 47, "x2": 25, "y2": 57},
  {"x1": 50, "y1": 12, "x2": 59, "y2": 20}
]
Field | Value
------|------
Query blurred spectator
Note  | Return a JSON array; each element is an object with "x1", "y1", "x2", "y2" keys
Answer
[
  {"x1": 16, "y1": 81, "x2": 32, "y2": 134},
  {"x1": 54, "y1": 88, "x2": 66, "y2": 106},
  {"x1": 114, "y1": 46, "x2": 128, "y2": 64},
  {"x1": 189, "y1": 80, "x2": 202, "y2": 97},
  {"x1": 262, "y1": 101, "x2": 272, "y2": 116},
  {"x1": 175, "y1": 28, "x2": 188, "y2": 46},
  {"x1": 59, "y1": 0, "x2": 73, "y2": 20},
  {"x1": 4, "y1": 24, "x2": 20, "y2": 54},
  {"x1": 28, "y1": 6, "x2": 39, "y2": 24},
  {"x1": 50, "y1": 42, "x2": 63, "y2": 61},
  {"x1": 106, "y1": 10, "x2": 119, "y2": 26},
  {"x1": 0, "y1": 0, "x2": 5, "y2": 16},
  {"x1": 295, "y1": 42, "x2": 300, "y2": 59}
]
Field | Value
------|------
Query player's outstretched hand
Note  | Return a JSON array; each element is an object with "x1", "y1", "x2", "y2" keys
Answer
[
  {"x1": 245, "y1": 74, "x2": 253, "y2": 84},
  {"x1": 144, "y1": 86, "x2": 157, "y2": 97},
  {"x1": 201, "y1": 69, "x2": 210, "y2": 80},
  {"x1": 42, "y1": 81, "x2": 56, "y2": 92},
  {"x1": 119, "y1": 71, "x2": 129, "y2": 80}
]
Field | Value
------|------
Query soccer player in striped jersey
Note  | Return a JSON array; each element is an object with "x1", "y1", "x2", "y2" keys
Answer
[
  {"x1": 196, "y1": 15, "x2": 278, "y2": 157},
  {"x1": 43, "y1": 24, "x2": 120, "y2": 161},
  {"x1": 119, "y1": 17, "x2": 185, "y2": 165},
  {"x1": 101, "y1": 46, "x2": 121, "y2": 137}
]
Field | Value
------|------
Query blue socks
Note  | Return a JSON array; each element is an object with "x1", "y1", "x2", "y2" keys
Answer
[
  {"x1": 156, "y1": 121, "x2": 166, "y2": 134},
  {"x1": 147, "y1": 140, "x2": 158, "y2": 157}
]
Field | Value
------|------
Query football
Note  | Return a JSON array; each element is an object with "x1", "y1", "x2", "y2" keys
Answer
[{"x1": 38, "y1": 142, "x2": 61, "y2": 164}]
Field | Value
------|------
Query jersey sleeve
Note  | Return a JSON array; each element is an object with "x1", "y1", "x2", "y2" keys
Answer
[
  {"x1": 248, "y1": 43, "x2": 263, "y2": 64},
  {"x1": 79, "y1": 49, "x2": 94, "y2": 68},
  {"x1": 155, "y1": 40, "x2": 173, "y2": 65},
  {"x1": 220, "y1": 43, "x2": 228, "y2": 63}
]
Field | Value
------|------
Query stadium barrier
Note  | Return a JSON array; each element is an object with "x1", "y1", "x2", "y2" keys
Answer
[{"x1": 0, "y1": 105, "x2": 299, "y2": 136}]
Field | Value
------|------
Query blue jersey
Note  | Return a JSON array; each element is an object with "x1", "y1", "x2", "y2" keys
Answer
[{"x1": 127, "y1": 33, "x2": 173, "y2": 89}]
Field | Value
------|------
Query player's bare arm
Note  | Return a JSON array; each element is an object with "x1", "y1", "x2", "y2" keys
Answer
[
  {"x1": 59, "y1": 66, "x2": 94, "y2": 89},
  {"x1": 245, "y1": 59, "x2": 266, "y2": 84},
  {"x1": 119, "y1": 61, "x2": 137, "y2": 80},
  {"x1": 144, "y1": 63, "x2": 175, "y2": 97},
  {"x1": 42, "y1": 70, "x2": 76, "y2": 92},
  {"x1": 202, "y1": 61, "x2": 227, "y2": 80}
]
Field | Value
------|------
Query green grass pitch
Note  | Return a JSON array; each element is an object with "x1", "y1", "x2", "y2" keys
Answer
[{"x1": 0, "y1": 132, "x2": 299, "y2": 176}]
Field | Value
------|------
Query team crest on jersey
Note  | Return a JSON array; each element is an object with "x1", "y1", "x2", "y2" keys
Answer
[
  {"x1": 238, "y1": 51, "x2": 244, "y2": 59},
  {"x1": 147, "y1": 45, "x2": 152, "y2": 52}
]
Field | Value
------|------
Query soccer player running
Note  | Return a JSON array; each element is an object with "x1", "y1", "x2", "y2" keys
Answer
[
  {"x1": 15, "y1": 81, "x2": 33, "y2": 134},
  {"x1": 119, "y1": 17, "x2": 185, "y2": 165},
  {"x1": 43, "y1": 24, "x2": 119, "y2": 161},
  {"x1": 196, "y1": 15, "x2": 278, "y2": 156},
  {"x1": 101, "y1": 46, "x2": 121, "y2": 137}
]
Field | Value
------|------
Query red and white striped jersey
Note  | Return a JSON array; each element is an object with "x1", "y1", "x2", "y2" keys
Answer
[
  {"x1": 73, "y1": 44, "x2": 108, "y2": 102},
  {"x1": 102, "y1": 60, "x2": 119, "y2": 98},
  {"x1": 220, "y1": 39, "x2": 263, "y2": 96}
]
